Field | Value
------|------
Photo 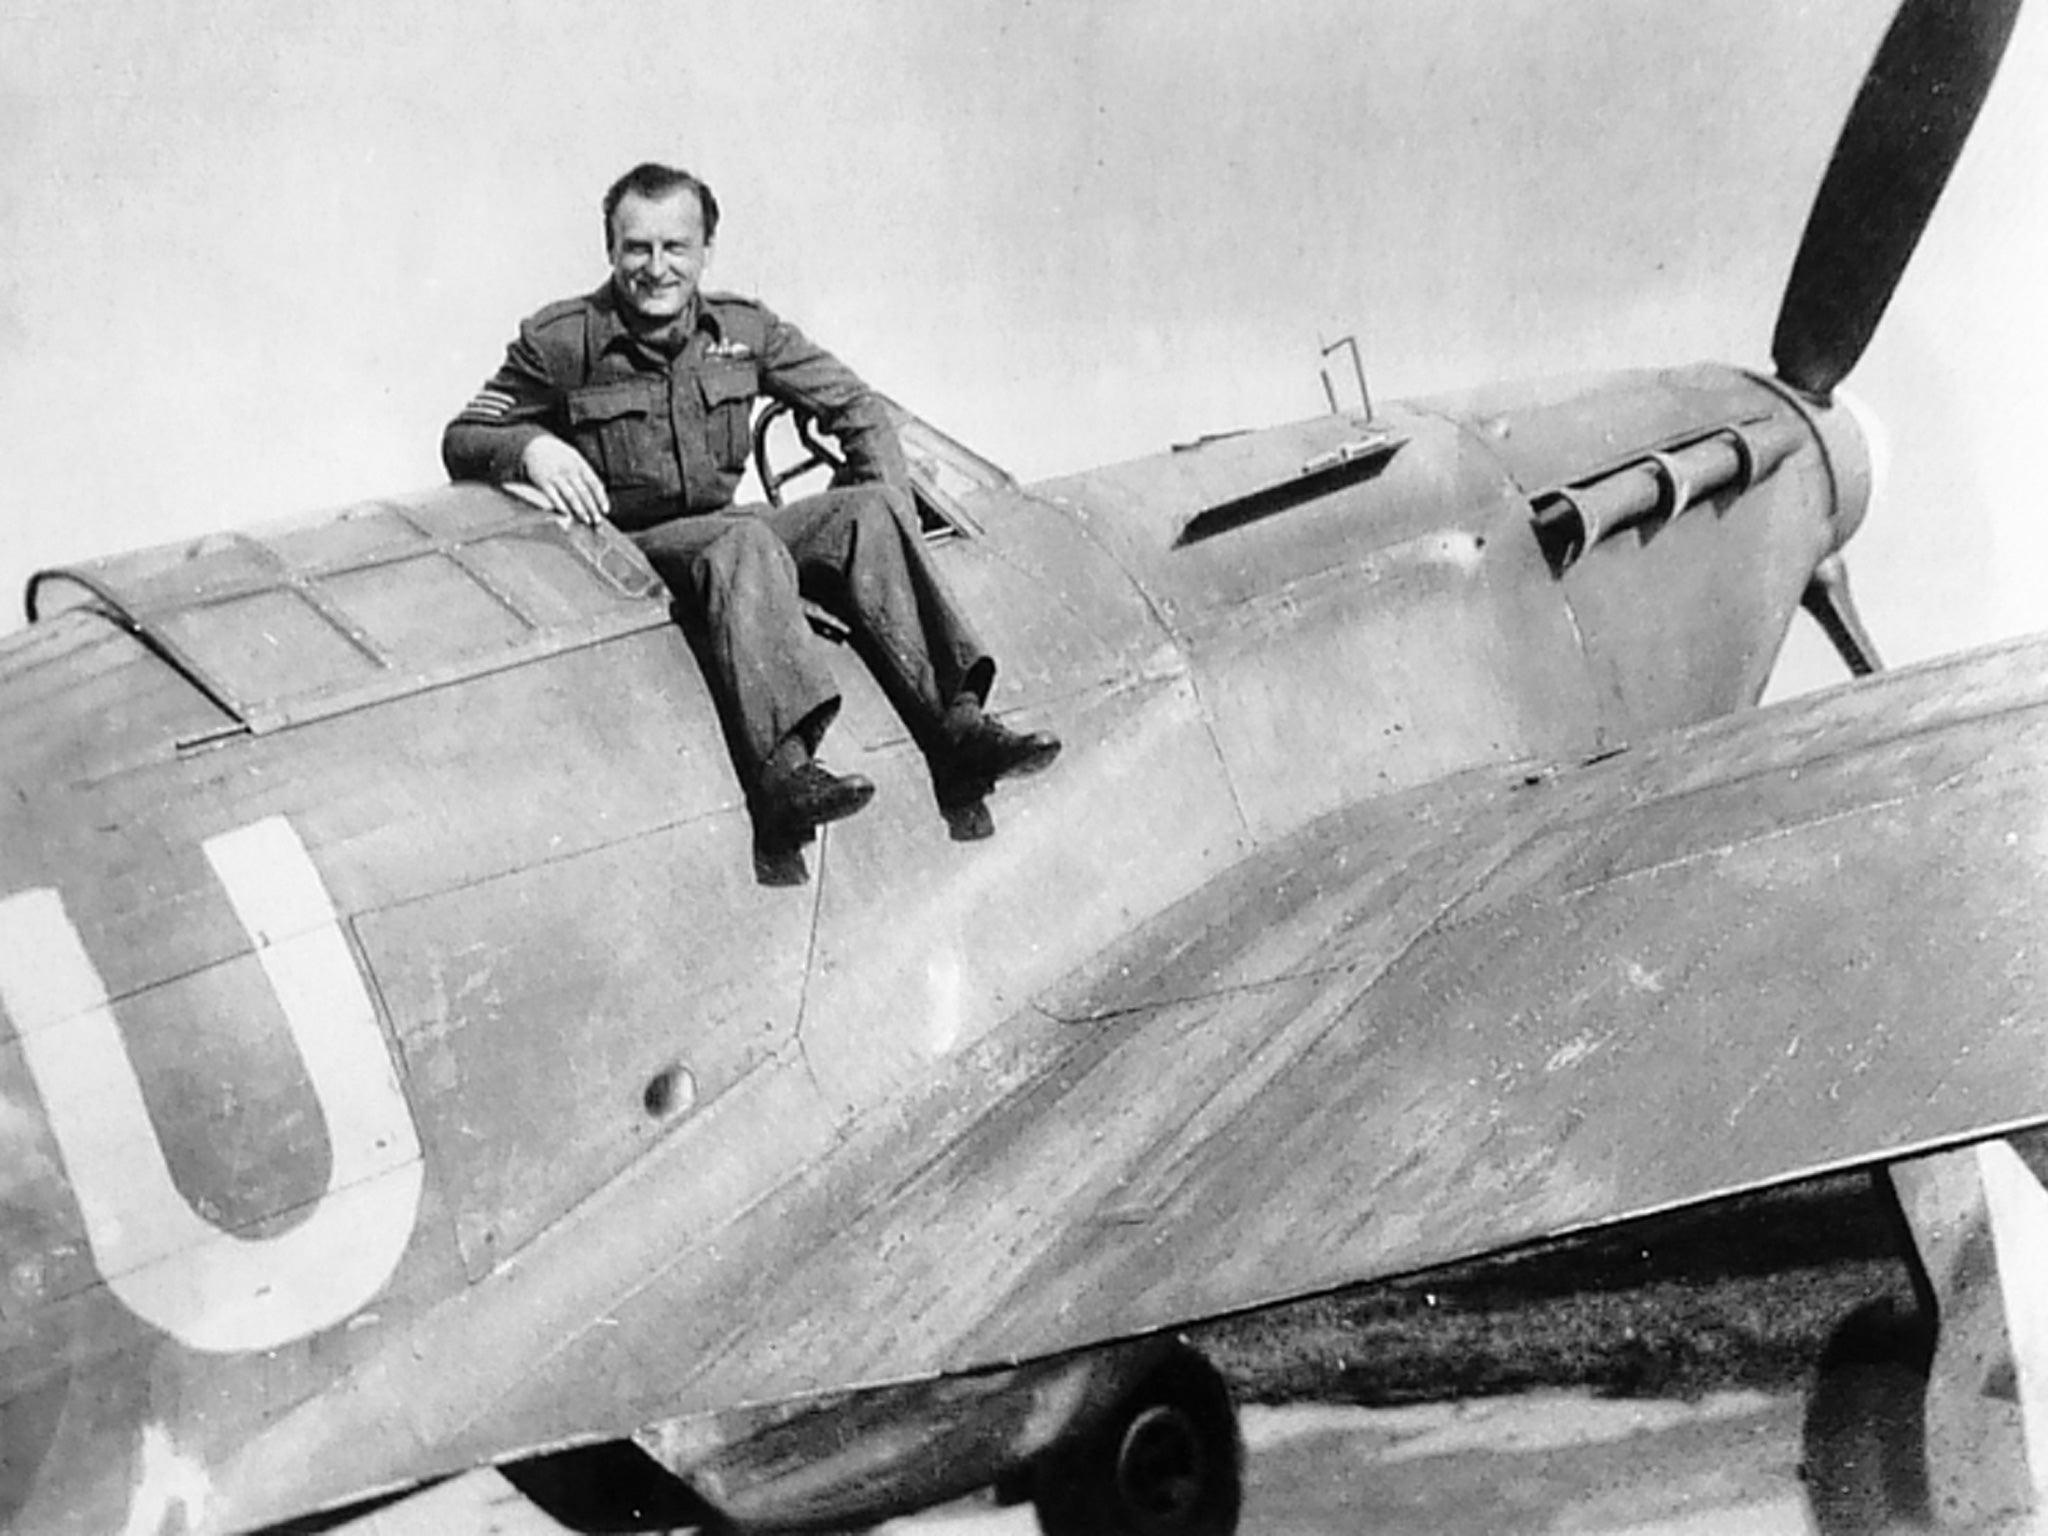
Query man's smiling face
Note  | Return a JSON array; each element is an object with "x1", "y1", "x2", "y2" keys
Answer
[{"x1": 607, "y1": 188, "x2": 710, "y2": 325}]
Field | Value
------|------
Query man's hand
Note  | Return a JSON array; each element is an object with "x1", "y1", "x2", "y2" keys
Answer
[{"x1": 520, "y1": 434, "x2": 611, "y2": 527}]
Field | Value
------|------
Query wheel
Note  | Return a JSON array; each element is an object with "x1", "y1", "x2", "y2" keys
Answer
[{"x1": 1031, "y1": 1342, "x2": 1243, "y2": 1536}]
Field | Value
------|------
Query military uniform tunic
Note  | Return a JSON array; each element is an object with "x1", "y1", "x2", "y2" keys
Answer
[{"x1": 442, "y1": 285, "x2": 991, "y2": 779}]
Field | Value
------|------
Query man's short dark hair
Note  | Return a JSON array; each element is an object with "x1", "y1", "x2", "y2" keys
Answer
[{"x1": 603, "y1": 163, "x2": 720, "y2": 248}]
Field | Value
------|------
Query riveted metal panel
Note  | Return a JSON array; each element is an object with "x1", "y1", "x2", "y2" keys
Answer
[
  {"x1": 29, "y1": 485, "x2": 670, "y2": 735},
  {"x1": 355, "y1": 810, "x2": 815, "y2": 1279}
]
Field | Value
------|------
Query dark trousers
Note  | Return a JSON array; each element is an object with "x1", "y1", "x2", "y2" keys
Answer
[{"x1": 631, "y1": 484, "x2": 993, "y2": 782}]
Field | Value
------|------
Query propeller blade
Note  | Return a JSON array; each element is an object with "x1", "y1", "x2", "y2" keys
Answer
[{"x1": 1772, "y1": 0, "x2": 2024, "y2": 398}]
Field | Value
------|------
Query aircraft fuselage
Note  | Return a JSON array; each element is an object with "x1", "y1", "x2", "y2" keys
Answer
[{"x1": 0, "y1": 362, "x2": 1867, "y2": 1531}]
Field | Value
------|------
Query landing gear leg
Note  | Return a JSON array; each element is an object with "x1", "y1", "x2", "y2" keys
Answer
[
  {"x1": 1030, "y1": 1341, "x2": 1243, "y2": 1536},
  {"x1": 1874, "y1": 1138, "x2": 2048, "y2": 1528}
]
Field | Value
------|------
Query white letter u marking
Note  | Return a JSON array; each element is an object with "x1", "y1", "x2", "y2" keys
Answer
[{"x1": 0, "y1": 817, "x2": 422, "y2": 1353}]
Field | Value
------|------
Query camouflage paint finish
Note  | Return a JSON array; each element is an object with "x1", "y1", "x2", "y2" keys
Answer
[{"x1": 0, "y1": 367, "x2": 1971, "y2": 1535}]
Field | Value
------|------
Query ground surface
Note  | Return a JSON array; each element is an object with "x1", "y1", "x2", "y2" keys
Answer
[
  {"x1": 327, "y1": 1170, "x2": 1951, "y2": 1533},
  {"x1": 1194, "y1": 1170, "x2": 1919, "y2": 1408},
  {"x1": 346, "y1": 1391, "x2": 1825, "y2": 1534}
]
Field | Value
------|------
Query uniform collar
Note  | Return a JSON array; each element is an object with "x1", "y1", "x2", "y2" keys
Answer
[{"x1": 592, "y1": 283, "x2": 720, "y2": 359}]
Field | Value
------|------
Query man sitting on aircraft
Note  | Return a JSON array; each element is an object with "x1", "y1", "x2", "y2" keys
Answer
[{"x1": 443, "y1": 162, "x2": 1058, "y2": 846}]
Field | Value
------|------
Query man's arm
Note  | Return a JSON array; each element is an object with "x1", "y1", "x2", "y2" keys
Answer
[
  {"x1": 757, "y1": 311, "x2": 909, "y2": 490},
  {"x1": 442, "y1": 324, "x2": 610, "y2": 525}
]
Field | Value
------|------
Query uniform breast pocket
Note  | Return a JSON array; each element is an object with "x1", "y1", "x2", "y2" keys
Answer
[
  {"x1": 567, "y1": 379, "x2": 665, "y2": 490},
  {"x1": 698, "y1": 365, "x2": 759, "y2": 474}
]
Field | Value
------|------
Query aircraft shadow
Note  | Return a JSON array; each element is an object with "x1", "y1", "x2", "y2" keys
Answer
[
  {"x1": 1799, "y1": 1295, "x2": 1935, "y2": 1534},
  {"x1": 498, "y1": 1440, "x2": 723, "y2": 1534}
]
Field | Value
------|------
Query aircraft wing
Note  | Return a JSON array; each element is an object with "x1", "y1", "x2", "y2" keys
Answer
[
  {"x1": 152, "y1": 626, "x2": 2048, "y2": 1525},
  {"x1": 494, "y1": 627, "x2": 2048, "y2": 1432},
  {"x1": 978, "y1": 638, "x2": 2048, "y2": 1354}
]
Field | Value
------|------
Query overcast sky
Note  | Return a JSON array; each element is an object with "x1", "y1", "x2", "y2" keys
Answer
[{"x1": 4, "y1": 0, "x2": 2042, "y2": 699}]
